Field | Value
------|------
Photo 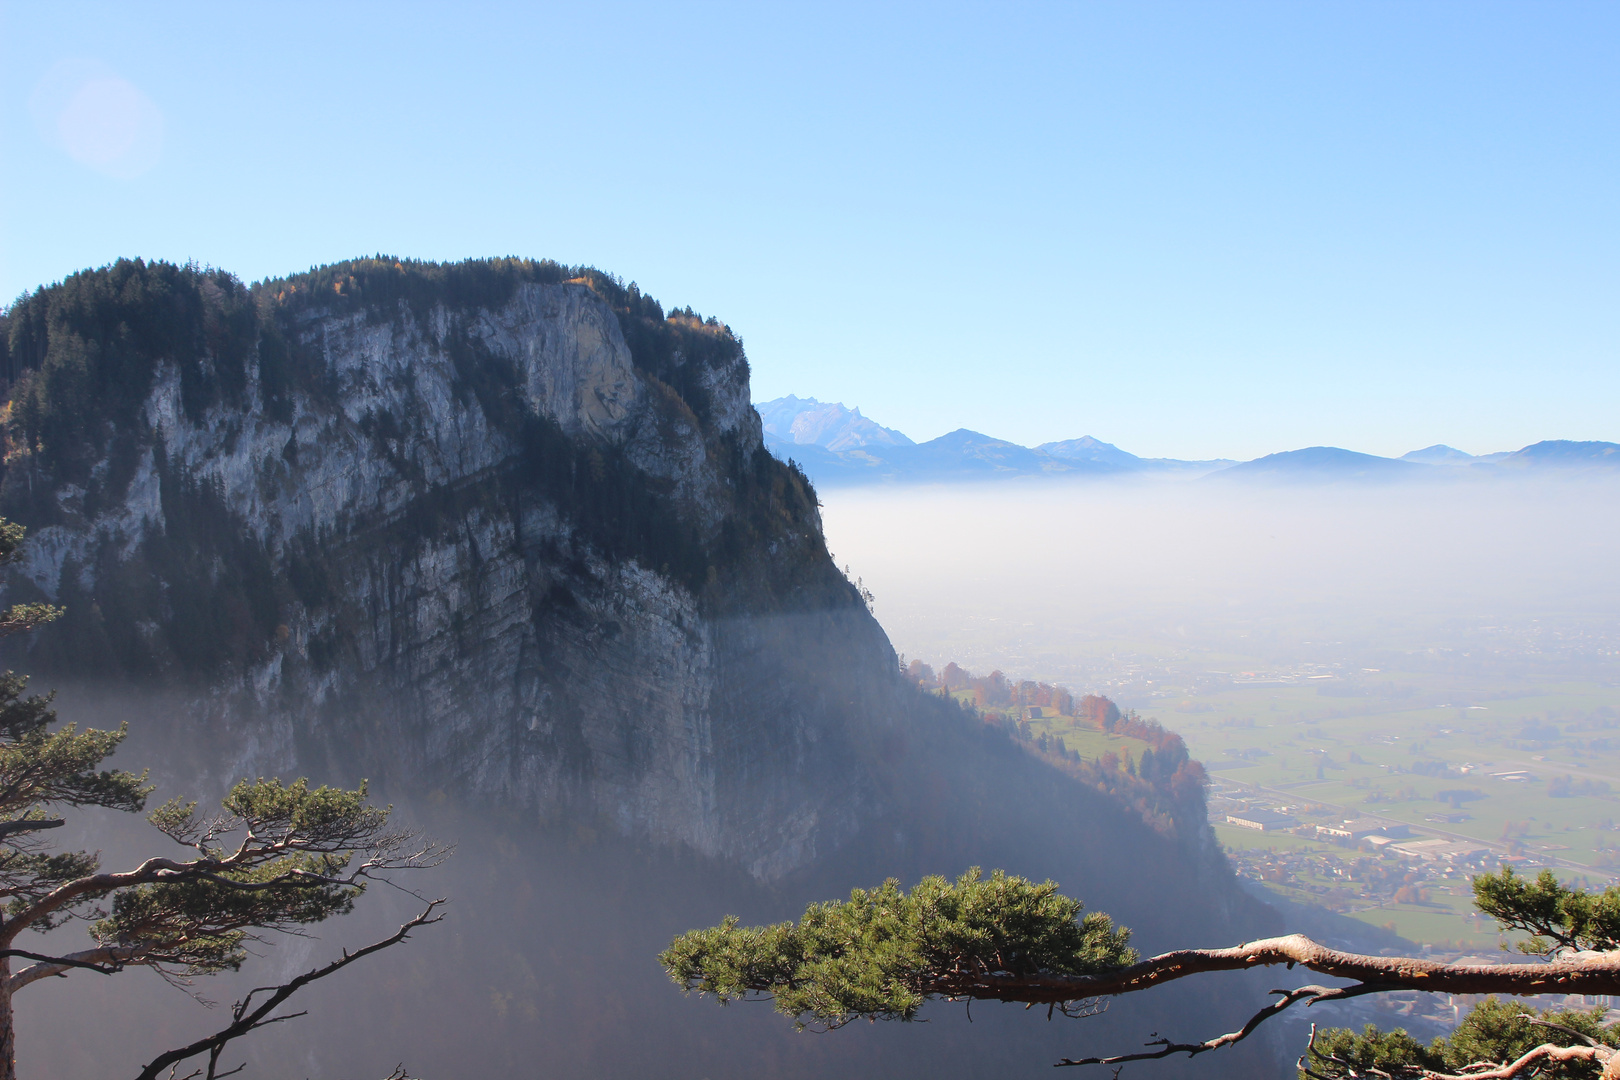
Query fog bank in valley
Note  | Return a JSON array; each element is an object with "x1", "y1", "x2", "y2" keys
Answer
[
  {"x1": 821, "y1": 476, "x2": 1620, "y2": 696},
  {"x1": 10, "y1": 687, "x2": 1276, "y2": 1080}
]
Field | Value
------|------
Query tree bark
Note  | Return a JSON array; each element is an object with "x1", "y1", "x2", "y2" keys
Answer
[
  {"x1": 911, "y1": 934, "x2": 1620, "y2": 1004},
  {"x1": 0, "y1": 954, "x2": 15, "y2": 1080}
]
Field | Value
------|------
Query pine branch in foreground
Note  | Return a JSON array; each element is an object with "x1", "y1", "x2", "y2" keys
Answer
[{"x1": 663, "y1": 867, "x2": 1620, "y2": 1077}]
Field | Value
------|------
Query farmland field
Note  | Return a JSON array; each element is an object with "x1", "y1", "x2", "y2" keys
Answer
[
  {"x1": 948, "y1": 644, "x2": 1620, "y2": 953},
  {"x1": 1117, "y1": 661, "x2": 1618, "y2": 952}
]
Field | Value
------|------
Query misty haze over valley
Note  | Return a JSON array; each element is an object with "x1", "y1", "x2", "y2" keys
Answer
[
  {"x1": 765, "y1": 395, "x2": 1619, "y2": 698},
  {"x1": 820, "y1": 474, "x2": 1620, "y2": 694}
]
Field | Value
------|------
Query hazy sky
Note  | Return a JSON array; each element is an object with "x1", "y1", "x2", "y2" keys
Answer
[{"x1": 2, "y1": 2, "x2": 1615, "y2": 460}]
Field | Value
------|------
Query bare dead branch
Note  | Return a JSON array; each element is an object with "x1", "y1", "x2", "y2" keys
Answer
[
  {"x1": 1427, "y1": 1046, "x2": 1610, "y2": 1080},
  {"x1": 1051, "y1": 997, "x2": 1108, "y2": 1019},
  {"x1": 1055, "y1": 982, "x2": 1393, "y2": 1067},
  {"x1": 8, "y1": 945, "x2": 148, "y2": 990},
  {"x1": 1518, "y1": 1014, "x2": 1602, "y2": 1048},
  {"x1": 1295, "y1": 1024, "x2": 1336, "y2": 1080},
  {"x1": 130, "y1": 900, "x2": 445, "y2": 1080},
  {"x1": 0, "y1": 946, "x2": 136, "y2": 976}
]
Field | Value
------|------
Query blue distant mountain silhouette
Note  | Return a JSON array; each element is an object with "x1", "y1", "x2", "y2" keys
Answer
[
  {"x1": 753, "y1": 397, "x2": 1618, "y2": 488},
  {"x1": 1037, "y1": 435, "x2": 1149, "y2": 469},
  {"x1": 1206, "y1": 446, "x2": 1427, "y2": 483},
  {"x1": 1400, "y1": 444, "x2": 1477, "y2": 464},
  {"x1": 1493, "y1": 440, "x2": 1620, "y2": 469}
]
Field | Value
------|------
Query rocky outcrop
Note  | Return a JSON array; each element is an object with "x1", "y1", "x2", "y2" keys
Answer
[{"x1": 0, "y1": 259, "x2": 876, "y2": 879}]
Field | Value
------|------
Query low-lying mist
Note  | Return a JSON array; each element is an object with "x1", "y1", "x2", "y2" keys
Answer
[
  {"x1": 13, "y1": 686, "x2": 1280, "y2": 1080},
  {"x1": 821, "y1": 475, "x2": 1620, "y2": 691}
]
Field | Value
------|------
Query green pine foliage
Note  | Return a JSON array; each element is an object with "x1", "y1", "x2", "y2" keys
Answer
[
  {"x1": 659, "y1": 868, "x2": 1135, "y2": 1030},
  {"x1": 92, "y1": 778, "x2": 389, "y2": 976},
  {"x1": 1443, "y1": 999, "x2": 1617, "y2": 1074},
  {"x1": 0, "y1": 669, "x2": 151, "y2": 924},
  {"x1": 1472, "y1": 866, "x2": 1620, "y2": 957},
  {"x1": 0, "y1": 669, "x2": 147, "y2": 817},
  {"x1": 1303, "y1": 999, "x2": 1619, "y2": 1079},
  {"x1": 1302, "y1": 1024, "x2": 1443, "y2": 1076}
]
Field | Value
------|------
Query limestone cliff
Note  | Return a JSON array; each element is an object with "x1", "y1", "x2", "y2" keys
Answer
[{"x1": 0, "y1": 258, "x2": 893, "y2": 879}]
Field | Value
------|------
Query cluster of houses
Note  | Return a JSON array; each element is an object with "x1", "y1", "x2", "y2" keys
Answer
[
  {"x1": 1314, "y1": 819, "x2": 1491, "y2": 863},
  {"x1": 1223, "y1": 810, "x2": 1494, "y2": 866}
]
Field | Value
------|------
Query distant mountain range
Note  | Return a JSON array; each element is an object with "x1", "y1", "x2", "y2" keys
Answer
[
  {"x1": 1214, "y1": 441, "x2": 1620, "y2": 483},
  {"x1": 756, "y1": 397, "x2": 1620, "y2": 487},
  {"x1": 757, "y1": 398, "x2": 1230, "y2": 484}
]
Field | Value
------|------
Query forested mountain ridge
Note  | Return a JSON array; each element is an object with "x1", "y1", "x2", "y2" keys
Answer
[{"x1": 0, "y1": 259, "x2": 1275, "y2": 1077}]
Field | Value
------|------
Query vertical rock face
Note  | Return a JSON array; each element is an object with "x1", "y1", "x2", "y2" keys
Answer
[{"x1": 0, "y1": 259, "x2": 884, "y2": 879}]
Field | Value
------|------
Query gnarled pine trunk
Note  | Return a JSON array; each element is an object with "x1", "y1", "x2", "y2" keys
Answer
[{"x1": 0, "y1": 954, "x2": 16, "y2": 1080}]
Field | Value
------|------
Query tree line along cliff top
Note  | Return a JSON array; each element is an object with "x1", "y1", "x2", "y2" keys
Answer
[
  {"x1": 0, "y1": 257, "x2": 848, "y2": 683},
  {"x1": 0, "y1": 256, "x2": 745, "y2": 481}
]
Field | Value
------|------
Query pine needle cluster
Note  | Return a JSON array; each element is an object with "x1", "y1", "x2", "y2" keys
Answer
[{"x1": 659, "y1": 868, "x2": 1134, "y2": 1029}]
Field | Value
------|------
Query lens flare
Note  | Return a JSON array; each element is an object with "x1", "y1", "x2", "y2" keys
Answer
[{"x1": 30, "y1": 60, "x2": 164, "y2": 179}]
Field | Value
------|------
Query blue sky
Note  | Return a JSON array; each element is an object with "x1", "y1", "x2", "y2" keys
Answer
[{"x1": 1, "y1": 1, "x2": 1615, "y2": 460}]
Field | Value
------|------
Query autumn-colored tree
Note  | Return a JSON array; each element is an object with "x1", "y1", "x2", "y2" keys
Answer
[
  {"x1": 1078, "y1": 694, "x2": 1121, "y2": 730},
  {"x1": 906, "y1": 659, "x2": 936, "y2": 687}
]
